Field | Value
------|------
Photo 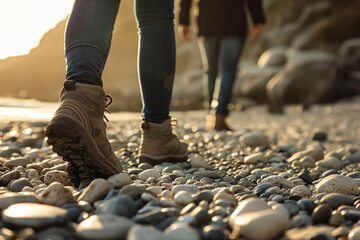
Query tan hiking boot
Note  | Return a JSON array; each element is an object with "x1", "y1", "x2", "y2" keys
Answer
[
  {"x1": 214, "y1": 114, "x2": 232, "y2": 131},
  {"x1": 206, "y1": 114, "x2": 232, "y2": 131},
  {"x1": 45, "y1": 80, "x2": 122, "y2": 185},
  {"x1": 139, "y1": 119, "x2": 188, "y2": 165}
]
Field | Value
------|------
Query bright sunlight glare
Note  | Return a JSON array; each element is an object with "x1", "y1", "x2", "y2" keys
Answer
[{"x1": 0, "y1": 0, "x2": 74, "y2": 60}]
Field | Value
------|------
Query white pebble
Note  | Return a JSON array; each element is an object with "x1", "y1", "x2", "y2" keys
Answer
[
  {"x1": 138, "y1": 169, "x2": 161, "y2": 181},
  {"x1": 174, "y1": 190, "x2": 193, "y2": 206}
]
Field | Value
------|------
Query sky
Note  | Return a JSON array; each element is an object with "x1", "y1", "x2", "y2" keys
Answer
[{"x1": 0, "y1": 0, "x2": 74, "y2": 60}]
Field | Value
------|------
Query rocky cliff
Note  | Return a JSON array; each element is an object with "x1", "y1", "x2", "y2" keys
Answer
[{"x1": 0, "y1": 0, "x2": 359, "y2": 111}]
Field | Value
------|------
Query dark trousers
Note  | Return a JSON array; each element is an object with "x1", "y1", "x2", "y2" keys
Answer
[
  {"x1": 199, "y1": 35, "x2": 245, "y2": 116},
  {"x1": 65, "y1": 0, "x2": 175, "y2": 122}
]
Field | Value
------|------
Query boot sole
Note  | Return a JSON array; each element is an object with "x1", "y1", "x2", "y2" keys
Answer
[
  {"x1": 45, "y1": 116, "x2": 117, "y2": 185},
  {"x1": 139, "y1": 153, "x2": 188, "y2": 166}
]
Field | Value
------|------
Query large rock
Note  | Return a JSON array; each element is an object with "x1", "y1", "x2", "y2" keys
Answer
[
  {"x1": 44, "y1": 170, "x2": 69, "y2": 185},
  {"x1": 3, "y1": 158, "x2": 29, "y2": 168},
  {"x1": 138, "y1": 169, "x2": 161, "y2": 181},
  {"x1": 257, "y1": 46, "x2": 287, "y2": 68},
  {"x1": 9, "y1": 178, "x2": 32, "y2": 192},
  {"x1": 229, "y1": 198, "x2": 270, "y2": 228},
  {"x1": 316, "y1": 157, "x2": 343, "y2": 170},
  {"x1": 285, "y1": 225, "x2": 335, "y2": 240},
  {"x1": 337, "y1": 38, "x2": 360, "y2": 72},
  {"x1": 287, "y1": 147, "x2": 324, "y2": 162},
  {"x1": 0, "y1": 192, "x2": 39, "y2": 209},
  {"x1": 0, "y1": 170, "x2": 21, "y2": 186},
  {"x1": 336, "y1": 38, "x2": 360, "y2": 81},
  {"x1": 244, "y1": 153, "x2": 267, "y2": 165},
  {"x1": 77, "y1": 214, "x2": 134, "y2": 240},
  {"x1": 285, "y1": 49, "x2": 335, "y2": 69},
  {"x1": 232, "y1": 208, "x2": 290, "y2": 240},
  {"x1": 174, "y1": 191, "x2": 193, "y2": 206},
  {"x1": 260, "y1": 1, "x2": 333, "y2": 51},
  {"x1": 40, "y1": 182, "x2": 75, "y2": 207},
  {"x1": 164, "y1": 223, "x2": 200, "y2": 240},
  {"x1": 316, "y1": 174, "x2": 359, "y2": 195},
  {"x1": 290, "y1": 185, "x2": 312, "y2": 198},
  {"x1": 320, "y1": 193, "x2": 353, "y2": 209},
  {"x1": 95, "y1": 195, "x2": 137, "y2": 218},
  {"x1": 172, "y1": 185, "x2": 200, "y2": 195},
  {"x1": 235, "y1": 62, "x2": 277, "y2": 103},
  {"x1": 118, "y1": 184, "x2": 147, "y2": 200},
  {"x1": 2, "y1": 203, "x2": 69, "y2": 228},
  {"x1": 259, "y1": 175, "x2": 295, "y2": 188},
  {"x1": 240, "y1": 131, "x2": 270, "y2": 147},
  {"x1": 128, "y1": 224, "x2": 164, "y2": 240},
  {"x1": 330, "y1": 38, "x2": 360, "y2": 99},
  {"x1": 189, "y1": 154, "x2": 212, "y2": 170},
  {"x1": 77, "y1": 178, "x2": 111, "y2": 204},
  {"x1": 291, "y1": 2, "x2": 332, "y2": 35},
  {"x1": 292, "y1": 0, "x2": 360, "y2": 52},
  {"x1": 107, "y1": 173, "x2": 132, "y2": 188},
  {"x1": 266, "y1": 53, "x2": 335, "y2": 110}
]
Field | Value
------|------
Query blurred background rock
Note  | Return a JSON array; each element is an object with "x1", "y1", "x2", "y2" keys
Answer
[{"x1": 0, "y1": 0, "x2": 359, "y2": 112}]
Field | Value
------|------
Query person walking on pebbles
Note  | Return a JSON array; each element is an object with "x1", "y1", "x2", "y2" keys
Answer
[
  {"x1": 45, "y1": 0, "x2": 188, "y2": 185},
  {"x1": 178, "y1": 0, "x2": 266, "y2": 131}
]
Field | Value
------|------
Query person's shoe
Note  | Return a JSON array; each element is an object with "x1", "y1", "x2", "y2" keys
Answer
[
  {"x1": 206, "y1": 114, "x2": 232, "y2": 131},
  {"x1": 139, "y1": 119, "x2": 188, "y2": 165},
  {"x1": 214, "y1": 114, "x2": 232, "y2": 131},
  {"x1": 45, "y1": 80, "x2": 122, "y2": 185}
]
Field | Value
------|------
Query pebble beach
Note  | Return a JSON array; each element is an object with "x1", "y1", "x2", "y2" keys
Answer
[{"x1": 0, "y1": 96, "x2": 360, "y2": 240}]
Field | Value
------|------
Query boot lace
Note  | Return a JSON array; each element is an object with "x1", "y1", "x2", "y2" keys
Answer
[
  {"x1": 104, "y1": 94, "x2": 113, "y2": 122},
  {"x1": 170, "y1": 118, "x2": 180, "y2": 138},
  {"x1": 170, "y1": 118, "x2": 178, "y2": 126}
]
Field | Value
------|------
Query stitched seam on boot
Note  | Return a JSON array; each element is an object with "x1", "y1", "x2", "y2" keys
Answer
[
  {"x1": 61, "y1": 92, "x2": 93, "y2": 108},
  {"x1": 57, "y1": 102, "x2": 92, "y2": 131},
  {"x1": 141, "y1": 138, "x2": 168, "y2": 156}
]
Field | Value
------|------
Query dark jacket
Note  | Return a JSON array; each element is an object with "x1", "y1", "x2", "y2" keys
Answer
[{"x1": 179, "y1": 0, "x2": 266, "y2": 37}]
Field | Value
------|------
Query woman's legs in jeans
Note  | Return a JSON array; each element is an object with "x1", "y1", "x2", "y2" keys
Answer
[
  {"x1": 199, "y1": 36, "x2": 219, "y2": 111},
  {"x1": 200, "y1": 36, "x2": 245, "y2": 116},
  {"x1": 48, "y1": 0, "x2": 186, "y2": 177},
  {"x1": 199, "y1": 35, "x2": 244, "y2": 130},
  {"x1": 65, "y1": 0, "x2": 120, "y2": 87},
  {"x1": 216, "y1": 36, "x2": 245, "y2": 116},
  {"x1": 46, "y1": 0, "x2": 123, "y2": 184},
  {"x1": 136, "y1": 0, "x2": 187, "y2": 163},
  {"x1": 135, "y1": 0, "x2": 175, "y2": 123},
  {"x1": 66, "y1": 0, "x2": 175, "y2": 123}
]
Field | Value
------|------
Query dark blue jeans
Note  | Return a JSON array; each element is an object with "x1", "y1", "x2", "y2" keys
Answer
[
  {"x1": 65, "y1": 0, "x2": 175, "y2": 123},
  {"x1": 199, "y1": 36, "x2": 245, "y2": 116}
]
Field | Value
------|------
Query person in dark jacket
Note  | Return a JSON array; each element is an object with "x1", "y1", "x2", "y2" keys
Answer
[{"x1": 178, "y1": 0, "x2": 265, "y2": 131}]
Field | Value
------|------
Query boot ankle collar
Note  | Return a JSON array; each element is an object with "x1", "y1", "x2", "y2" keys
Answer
[
  {"x1": 64, "y1": 80, "x2": 76, "y2": 91},
  {"x1": 141, "y1": 119, "x2": 174, "y2": 133},
  {"x1": 141, "y1": 122, "x2": 150, "y2": 129}
]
